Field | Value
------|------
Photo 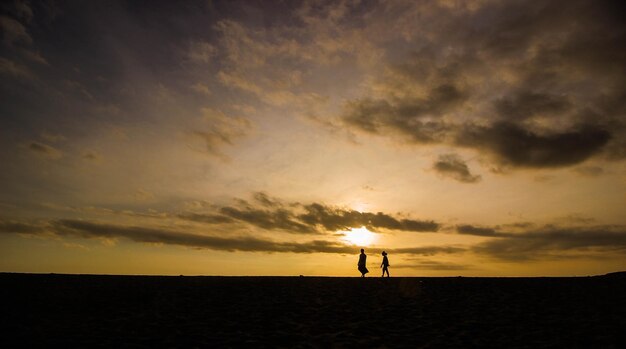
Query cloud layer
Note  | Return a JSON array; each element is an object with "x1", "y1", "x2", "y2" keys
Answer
[
  {"x1": 458, "y1": 224, "x2": 626, "y2": 260},
  {"x1": 339, "y1": 0, "x2": 626, "y2": 169},
  {"x1": 0, "y1": 218, "x2": 455, "y2": 256},
  {"x1": 178, "y1": 193, "x2": 440, "y2": 234},
  {"x1": 3, "y1": 192, "x2": 625, "y2": 262}
]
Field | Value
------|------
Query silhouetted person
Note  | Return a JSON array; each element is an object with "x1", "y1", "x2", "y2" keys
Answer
[
  {"x1": 358, "y1": 248, "x2": 368, "y2": 277},
  {"x1": 357, "y1": 249, "x2": 370, "y2": 277},
  {"x1": 381, "y1": 251, "x2": 390, "y2": 277}
]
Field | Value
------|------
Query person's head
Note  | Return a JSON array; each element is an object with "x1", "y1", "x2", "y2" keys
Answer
[
  {"x1": 360, "y1": 248, "x2": 364, "y2": 253},
  {"x1": 382, "y1": 251, "x2": 387, "y2": 256}
]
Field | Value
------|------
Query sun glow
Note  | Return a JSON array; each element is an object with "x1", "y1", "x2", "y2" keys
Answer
[{"x1": 342, "y1": 226, "x2": 377, "y2": 246}]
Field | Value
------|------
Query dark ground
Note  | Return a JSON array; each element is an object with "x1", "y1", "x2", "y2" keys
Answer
[{"x1": 1, "y1": 273, "x2": 625, "y2": 348}]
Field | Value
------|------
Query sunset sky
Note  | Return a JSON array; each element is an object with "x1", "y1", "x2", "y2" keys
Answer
[{"x1": 1, "y1": 0, "x2": 625, "y2": 276}]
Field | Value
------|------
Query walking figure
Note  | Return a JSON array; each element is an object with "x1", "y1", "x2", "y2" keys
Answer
[
  {"x1": 381, "y1": 251, "x2": 390, "y2": 277},
  {"x1": 358, "y1": 249, "x2": 368, "y2": 277}
]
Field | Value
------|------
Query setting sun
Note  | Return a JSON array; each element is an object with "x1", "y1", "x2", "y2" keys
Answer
[{"x1": 342, "y1": 226, "x2": 377, "y2": 246}]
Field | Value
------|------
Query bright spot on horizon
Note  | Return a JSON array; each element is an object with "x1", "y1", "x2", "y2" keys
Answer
[{"x1": 342, "y1": 226, "x2": 377, "y2": 247}]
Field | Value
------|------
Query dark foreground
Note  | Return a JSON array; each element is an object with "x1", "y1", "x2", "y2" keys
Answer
[{"x1": 1, "y1": 273, "x2": 625, "y2": 348}]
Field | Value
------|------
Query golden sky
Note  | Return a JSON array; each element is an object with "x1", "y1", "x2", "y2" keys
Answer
[{"x1": 1, "y1": 0, "x2": 625, "y2": 276}]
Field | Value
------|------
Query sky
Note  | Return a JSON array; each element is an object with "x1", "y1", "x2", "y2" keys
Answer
[{"x1": 1, "y1": 0, "x2": 625, "y2": 276}]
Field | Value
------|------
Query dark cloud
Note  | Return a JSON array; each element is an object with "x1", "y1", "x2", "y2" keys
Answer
[
  {"x1": 51, "y1": 219, "x2": 351, "y2": 253},
  {"x1": 456, "y1": 122, "x2": 611, "y2": 168},
  {"x1": 501, "y1": 222, "x2": 535, "y2": 230},
  {"x1": 494, "y1": 91, "x2": 571, "y2": 120},
  {"x1": 215, "y1": 201, "x2": 440, "y2": 234},
  {"x1": 433, "y1": 154, "x2": 481, "y2": 183},
  {"x1": 219, "y1": 206, "x2": 317, "y2": 234},
  {"x1": 342, "y1": 84, "x2": 464, "y2": 143},
  {"x1": 456, "y1": 225, "x2": 501, "y2": 237},
  {"x1": 298, "y1": 203, "x2": 440, "y2": 232},
  {"x1": 176, "y1": 193, "x2": 440, "y2": 234},
  {"x1": 339, "y1": 0, "x2": 626, "y2": 169},
  {"x1": 472, "y1": 226, "x2": 626, "y2": 261},
  {"x1": 0, "y1": 220, "x2": 44, "y2": 234},
  {"x1": 177, "y1": 213, "x2": 234, "y2": 224},
  {"x1": 457, "y1": 222, "x2": 626, "y2": 260}
]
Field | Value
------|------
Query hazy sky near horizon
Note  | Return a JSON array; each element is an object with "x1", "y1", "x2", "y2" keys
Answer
[{"x1": 1, "y1": 0, "x2": 625, "y2": 276}]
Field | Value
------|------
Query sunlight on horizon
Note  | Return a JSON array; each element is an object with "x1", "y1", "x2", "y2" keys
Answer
[{"x1": 342, "y1": 226, "x2": 377, "y2": 247}]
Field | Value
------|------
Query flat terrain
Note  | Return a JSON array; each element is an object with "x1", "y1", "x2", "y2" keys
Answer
[{"x1": 1, "y1": 273, "x2": 625, "y2": 348}]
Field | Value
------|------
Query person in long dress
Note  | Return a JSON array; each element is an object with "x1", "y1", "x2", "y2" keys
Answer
[
  {"x1": 381, "y1": 251, "x2": 390, "y2": 277},
  {"x1": 358, "y1": 249, "x2": 368, "y2": 277}
]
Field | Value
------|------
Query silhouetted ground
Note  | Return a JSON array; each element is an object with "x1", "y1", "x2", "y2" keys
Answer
[{"x1": 1, "y1": 273, "x2": 625, "y2": 348}]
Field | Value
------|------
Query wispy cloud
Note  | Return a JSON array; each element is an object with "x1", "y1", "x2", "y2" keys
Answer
[
  {"x1": 0, "y1": 15, "x2": 32, "y2": 45},
  {"x1": 26, "y1": 141, "x2": 63, "y2": 159},
  {"x1": 189, "y1": 108, "x2": 251, "y2": 159},
  {"x1": 573, "y1": 166, "x2": 604, "y2": 177},
  {"x1": 190, "y1": 82, "x2": 211, "y2": 96},
  {"x1": 185, "y1": 41, "x2": 216, "y2": 64},
  {"x1": 0, "y1": 57, "x2": 33, "y2": 79},
  {"x1": 1, "y1": 1, "x2": 48, "y2": 66}
]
